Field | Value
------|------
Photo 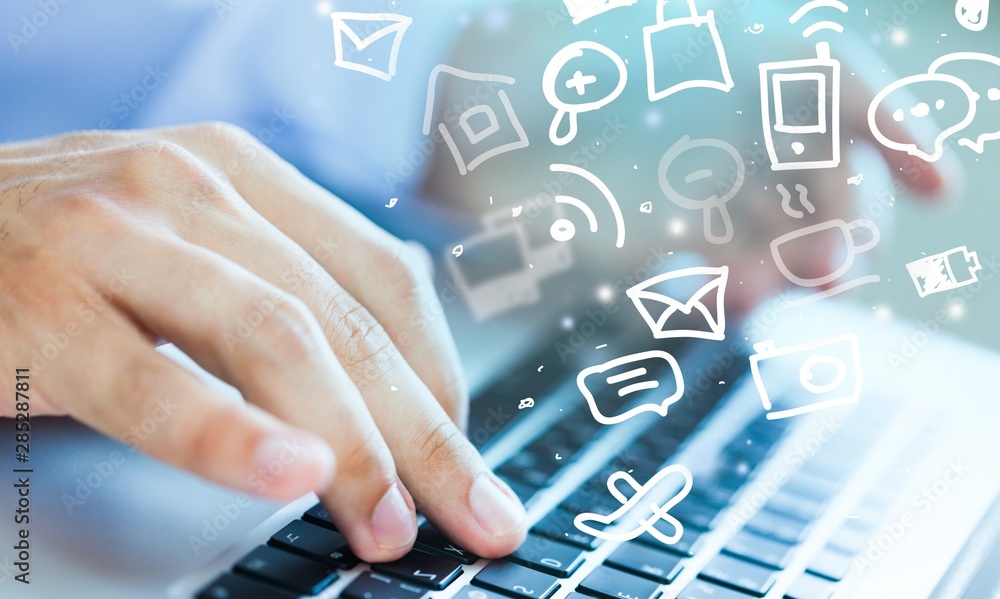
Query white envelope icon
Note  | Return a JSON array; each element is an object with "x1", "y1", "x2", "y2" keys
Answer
[
  {"x1": 626, "y1": 266, "x2": 728, "y2": 340},
  {"x1": 330, "y1": 12, "x2": 413, "y2": 81}
]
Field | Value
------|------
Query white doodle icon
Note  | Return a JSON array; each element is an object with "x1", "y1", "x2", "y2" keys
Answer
[
  {"x1": 956, "y1": 0, "x2": 990, "y2": 31},
  {"x1": 543, "y1": 41, "x2": 628, "y2": 146},
  {"x1": 424, "y1": 65, "x2": 529, "y2": 175},
  {"x1": 548, "y1": 164, "x2": 626, "y2": 249},
  {"x1": 760, "y1": 42, "x2": 841, "y2": 171},
  {"x1": 563, "y1": 0, "x2": 637, "y2": 24},
  {"x1": 577, "y1": 351, "x2": 684, "y2": 426},
  {"x1": 750, "y1": 333, "x2": 862, "y2": 420},
  {"x1": 927, "y1": 53, "x2": 1000, "y2": 155},
  {"x1": 847, "y1": 173, "x2": 864, "y2": 186},
  {"x1": 789, "y1": 0, "x2": 848, "y2": 38},
  {"x1": 906, "y1": 246, "x2": 982, "y2": 298},
  {"x1": 330, "y1": 12, "x2": 413, "y2": 81},
  {"x1": 385, "y1": 197, "x2": 398, "y2": 208},
  {"x1": 771, "y1": 218, "x2": 881, "y2": 308},
  {"x1": 777, "y1": 184, "x2": 816, "y2": 219},
  {"x1": 643, "y1": 0, "x2": 734, "y2": 102},
  {"x1": 745, "y1": 23, "x2": 765, "y2": 35},
  {"x1": 640, "y1": 201, "x2": 653, "y2": 214},
  {"x1": 574, "y1": 465, "x2": 693, "y2": 545},
  {"x1": 658, "y1": 136, "x2": 744, "y2": 245},
  {"x1": 626, "y1": 266, "x2": 728, "y2": 341}
]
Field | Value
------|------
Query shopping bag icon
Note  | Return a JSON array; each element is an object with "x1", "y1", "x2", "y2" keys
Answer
[{"x1": 642, "y1": 0, "x2": 734, "y2": 101}]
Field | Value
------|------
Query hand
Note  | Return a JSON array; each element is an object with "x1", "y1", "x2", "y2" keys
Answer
[{"x1": 0, "y1": 123, "x2": 527, "y2": 561}]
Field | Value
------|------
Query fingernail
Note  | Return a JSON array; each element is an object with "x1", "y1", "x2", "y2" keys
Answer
[
  {"x1": 372, "y1": 484, "x2": 416, "y2": 550},
  {"x1": 254, "y1": 433, "x2": 336, "y2": 495},
  {"x1": 469, "y1": 472, "x2": 527, "y2": 539}
]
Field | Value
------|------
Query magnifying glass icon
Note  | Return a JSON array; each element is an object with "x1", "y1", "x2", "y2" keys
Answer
[
  {"x1": 658, "y1": 136, "x2": 745, "y2": 245},
  {"x1": 542, "y1": 41, "x2": 628, "y2": 147}
]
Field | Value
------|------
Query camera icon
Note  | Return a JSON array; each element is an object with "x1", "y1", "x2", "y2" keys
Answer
[{"x1": 749, "y1": 333, "x2": 862, "y2": 421}]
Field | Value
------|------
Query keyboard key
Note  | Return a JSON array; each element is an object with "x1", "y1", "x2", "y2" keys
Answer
[
  {"x1": 578, "y1": 565, "x2": 661, "y2": 599},
  {"x1": 677, "y1": 579, "x2": 753, "y2": 599},
  {"x1": 268, "y1": 519, "x2": 359, "y2": 569},
  {"x1": 453, "y1": 586, "x2": 515, "y2": 599},
  {"x1": 637, "y1": 525, "x2": 704, "y2": 557},
  {"x1": 533, "y1": 509, "x2": 603, "y2": 550},
  {"x1": 806, "y1": 548, "x2": 853, "y2": 581},
  {"x1": 414, "y1": 524, "x2": 480, "y2": 565},
  {"x1": 372, "y1": 550, "x2": 463, "y2": 590},
  {"x1": 605, "y1": 542, "x2": 684, "y2": 584},
  {"x1": 234, "y1": 545, "x2": 338, "y2": 596},
  {"x1": 672, "y1": 500, "x2": 723, "y2": 531},
  {"x1": 498, "y1": 463, "x2": 552, "y2": 488},
  {"x1": 472, "y1": 560, "x2": 560, "y2": 599},
  {"x1": 699, "y1": 554, "x2": 778, "y2": 597},
  {"x1": 196, "y1": 573, "x2": 297, "y2": 599},
  {"x1": 827, "y1": 525, "x2": 869, "y2": 554},
  {"x1": 746, "y1": 510, "x2": 809, "y2": 544},
  {"x1": 765, "y1": 492, "x2": 825, "y2": 523},
  {"x1": 303, "y1": 503, "x2": 337, "y2": 530},
  {"x1": 507, "y1": 533, "x2": 586, "y2": 578},
  {"x1": 784, "y1": 573, "x2": 836, "y2": 599},
  {"x1": 723, "y1": 530, "x2": 795, "y2": 569},
  {"x1": 342, "y1": 571, "x2": 428, "y2": 599},
  {"x1": 782, "y1": 473, "x2": 840, "y2": 501}
]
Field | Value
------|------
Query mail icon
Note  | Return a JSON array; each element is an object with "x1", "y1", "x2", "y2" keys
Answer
[
  {"x1": 626, "y1": 266, "x2": 728, "y2": 341},
  {"x1": 330, "y1": 12, "x2": 413, "y2": 81}
]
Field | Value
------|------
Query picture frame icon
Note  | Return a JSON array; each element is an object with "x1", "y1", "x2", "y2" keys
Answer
[
  {"x1": 750, "y1": 333, "x2": 862, "y2": 421},
  {"x1": 424, "y1": 65, "x2": 529, "y2": 175},
  {"x1": 330, "y1": 12, "x2": 413, "y2": 81}
]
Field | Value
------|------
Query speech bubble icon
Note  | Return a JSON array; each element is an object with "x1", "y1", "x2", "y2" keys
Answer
[
  {"x1": 929, "y1": 52, "x2": 1000, "y2": 155},
  {"x1": 868, "y1": 73, "x2": 977, "y2": 163}
]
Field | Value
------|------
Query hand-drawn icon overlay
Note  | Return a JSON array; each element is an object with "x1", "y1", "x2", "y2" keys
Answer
[
  {"x1": 869, "y1": 52, "x2": 1000, "y2": 162},
  {"x1": 771, "y1": 218, "x2": 881, "y2": 308},
  {"x1": 745, "y1": 23, "x2": 765, "y2": 35},
  {"x1": 543, "y1": 41, "x2": 628, "y2": 146},
  {"x1": 563, "y1": 0, "x2": 637, "y2": 25},
  {"x1": 574, "y1": 465, "x2": 693, "y2": 545},
  {"x1": 778, "y1": 184, "x2": 816, "y2": 219},
  {"x1": 907, "y1": 246, "x2": 982, "y2": 298},
  {"x1": 627, "y1": 266, "x2": 728, "y2": 341},
  {"x1": 548, "y1": 164, "x2": 626, "y2": 249},
  {"x1": 927, "y1": 53, "x2": 1000, "y2": 155},
  {"x1": 643, "y1": 0, "x2": 734, "y2": 102},
  {"x1": 424, "y1": 65, "x2": 529, "y2": 176},
  {"x1": 956, "y1": 0, "x2": 990, "y2": 31},
  {"x1": 760, "y1": 42, "x2": 842, "y2": 171},
  {"x1": 330, "y1": 12, "x2": 413, "y2": 81},
  {"x1": 750, "y1": 333, "x2": 862, "y2": 420},
  {"x1": 445, "y1": 204, "x2": 573, "y2": 321},
  {"x1": 577, "y1": 351, "x2": 684, "y2": 426},
  {"x1": 658, "y1": 136, "x2": 744, "y2": 245},
  {"x1": 789, "y1": 0, "x2": 849, "y2": 38}
]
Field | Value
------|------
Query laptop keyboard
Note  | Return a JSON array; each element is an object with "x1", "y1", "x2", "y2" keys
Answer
[{"x1": 196, "y1": 382, "x2": 898, "y2": 599}]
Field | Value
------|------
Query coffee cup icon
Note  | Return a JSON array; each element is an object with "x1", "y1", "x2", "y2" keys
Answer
[{"x1": 771, "y1": 218, "x2": 881, "y2": 307}]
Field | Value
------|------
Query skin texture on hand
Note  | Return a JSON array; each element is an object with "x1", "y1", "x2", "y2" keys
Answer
[{"x1": 0, "y1": 123, "x2": 527, "y2": 562}]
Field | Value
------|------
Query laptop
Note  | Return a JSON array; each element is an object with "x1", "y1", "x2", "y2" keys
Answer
[{"x1": 6, "y1": 251, "x2": 1000, "y2": 599}]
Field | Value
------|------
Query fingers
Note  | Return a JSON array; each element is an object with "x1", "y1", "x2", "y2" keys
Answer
[
  {"x1": 153, "y1": 123, "x2": 470, "y2": 429},
  {"x1": 103, "y1": 232, "x2": 422, "y2": 562},
  {"x1": 44, "y1": 311, "x2": 335, "y2": 503},
  {"x1": 160, "y1": 194, "x2": 526, "y2": 557}
]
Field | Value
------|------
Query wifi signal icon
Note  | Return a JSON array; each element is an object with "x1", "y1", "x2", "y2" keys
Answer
[
  {"x1": 789, "y1": 0, "x2": 848, "y2": 38},
  {"x1": 548, "y1": 164, "x2": 626, "y2": 249}
]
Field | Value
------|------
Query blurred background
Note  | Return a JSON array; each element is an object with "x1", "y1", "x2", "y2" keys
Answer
[{"x1": 1, "y1": 0, "x2": 998, "y2": 357}]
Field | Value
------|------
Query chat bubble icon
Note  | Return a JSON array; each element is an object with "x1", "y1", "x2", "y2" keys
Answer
[
  {"x1": 929, "y1": 52, "x2": 1000, "y2": 155},
  {"x1": 868, "y1": 72, "x2": 977, "y2": 163}
]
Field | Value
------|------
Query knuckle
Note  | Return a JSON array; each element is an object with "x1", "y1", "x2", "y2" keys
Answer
[
  {"x1": 243, "y1": 294, "x2": 325, "y2": 369},
  {"x1": 321, "y1": 293, "x2": 398, "y2": 380},
  {"x1": 335, "y1": 426, "x2": 395, "y2": 483},
  {"x1": 416, "y1": 421, "x2": 468, "y2": 475},
  {"x1": 193, "y1": 121, "x2": 257, "y2": 151},
  {"x1": 180, "y1": 405, "x2": 238, "y2": 472}
]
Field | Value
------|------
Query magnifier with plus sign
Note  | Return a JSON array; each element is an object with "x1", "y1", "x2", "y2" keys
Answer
[{"x1": 542, "y1": 40, "x2": 628, "y2": 146}]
